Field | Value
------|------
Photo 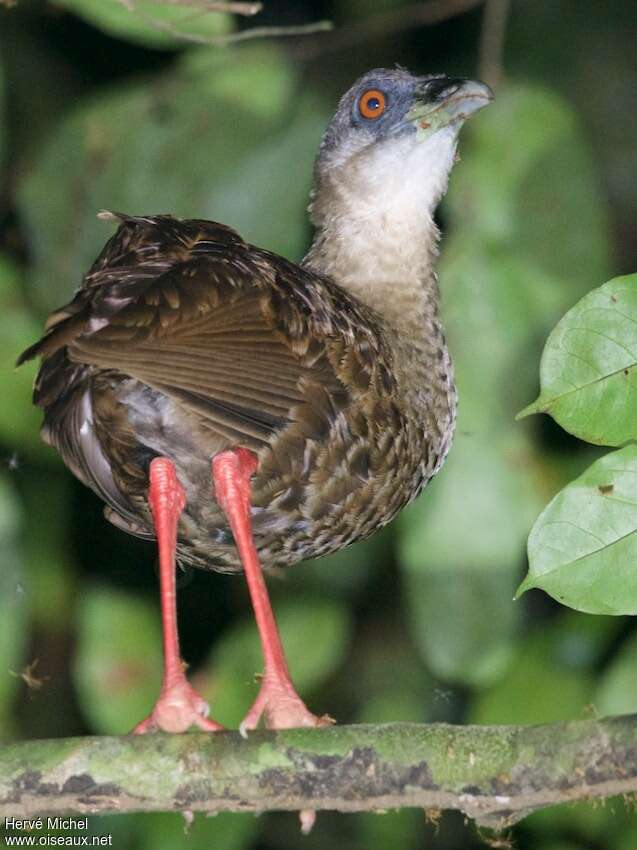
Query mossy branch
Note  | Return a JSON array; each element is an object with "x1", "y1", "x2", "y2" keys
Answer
[{"x1": 1, "y1": 718, "x2": 636, "y2": 829}]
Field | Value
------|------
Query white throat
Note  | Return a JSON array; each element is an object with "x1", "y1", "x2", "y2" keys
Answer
[{"x1": 304, "y1": 127, "x2": 458, "y2": 324}]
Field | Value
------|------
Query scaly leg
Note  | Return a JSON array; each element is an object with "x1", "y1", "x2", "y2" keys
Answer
[
  {"x1": 212, "y1": 448, "x2": 329, "y2": 734},
  {"x1": 133, "y1": 456, "x2": 223, "y2": 734}
]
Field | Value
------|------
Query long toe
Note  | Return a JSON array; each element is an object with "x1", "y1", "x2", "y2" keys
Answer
[
  {"x1": 239, "y1": 676, "x2": 333, "y2": 736},
  {"x1": 132, "y1": 679, "x2": 224, "y2": 734}
]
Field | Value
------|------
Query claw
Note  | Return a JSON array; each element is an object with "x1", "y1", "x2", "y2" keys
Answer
[
  {"x1": 239, "y1": 675, "x2": 331, "y2": 736},
  {"x1": 133, "y1": 678, "x2": 223, "y2": 734}
]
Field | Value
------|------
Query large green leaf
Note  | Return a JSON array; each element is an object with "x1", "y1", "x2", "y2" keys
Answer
[
  {"x1": 518, "y1": 445, "x2": 637, "y2": 614},
  {"x1": 73, "y1": 586, "x2": 162, "y2": 733},
  {"x1": 519, "y1": 274, "x2": 637, "y2": 446},
  {"x1": 18, "y1": 46, "x2": 326, "y2": 315},
  {"x1": 56, "y1": 0, "x2": 231, "y2": 49}
]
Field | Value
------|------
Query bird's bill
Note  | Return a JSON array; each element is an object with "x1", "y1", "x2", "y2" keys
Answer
[{"x1": 407, "y1": 78, "x2": 493, "y2": 138}]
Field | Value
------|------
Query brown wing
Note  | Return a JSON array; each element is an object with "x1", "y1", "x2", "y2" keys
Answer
[{"x1": 20, "y1": 213, "x2": 392, "y2": 463}]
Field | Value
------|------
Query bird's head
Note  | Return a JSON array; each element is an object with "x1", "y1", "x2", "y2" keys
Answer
[{"x1": 311, "y1": 67, "x2": 493, "y2": 227}]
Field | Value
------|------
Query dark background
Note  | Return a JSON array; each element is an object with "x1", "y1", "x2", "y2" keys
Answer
[{"x1": 1, "y1": 1, "x2": 637, "y2": 848}]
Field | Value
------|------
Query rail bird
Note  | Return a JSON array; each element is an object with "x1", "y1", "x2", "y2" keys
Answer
[{"x1": 19, "y1": 68, "x2": 492, "y2": 734}]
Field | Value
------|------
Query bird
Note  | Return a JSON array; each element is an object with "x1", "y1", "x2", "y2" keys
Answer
[{"x1": 18, "y1": 68, "x2": 492, "y2": 735}]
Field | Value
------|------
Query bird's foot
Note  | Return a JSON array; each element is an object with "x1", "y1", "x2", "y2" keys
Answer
[
  {"x1": 133, "y1": 677, "x2": 224, "y2": 734},
  {"x1": 239, "y1": 673, "x2": 333, "y2": 736}
]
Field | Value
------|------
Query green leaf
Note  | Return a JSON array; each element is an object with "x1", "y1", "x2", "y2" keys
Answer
[
  {"x1": 56, "y1": 0, "x2": 232, "y2": 49},
  {"x1": 395, "y1": 83, "x2": 612, "y2": 686},
  {"x1": 518, "y1": 274, "x2": 637, "y2": 446},
  {"x1": 399, "y1": 431, "x2": 539, "y2": 687},
  {"x1": 141, "y1": 812, "x2": 257, "y2": 850},
  {"x1": 435, "y1": 106, "x2": 608, "y2": 651},
  {"x1": 0, "y1": 254, "x2": 50, "y2": 456},
  {"x1": 17, "y1": 47, "x2": 326, "y2": 314},
  {"x1": 518, "y1": 445, "x2": 637, "y2": 614},
  {"x1": 356, "y1": 810, "x2": 422, "y2": 850},
  {"x1": 595, "y1": 629, "x2": 637, "y2": 715},
  {"x1": 448, "y1": 84, "x2": 610, "y2": 295},
  {"x1": 20, "y1": 470, "x2": 77, "y2": 631},
  {"x1": 198, "y1": 597, "x2": 352, "y2": 727},
  {"x1": 0, "y1": 58, "x2": 5, "y2": 176},
  {"x1": 353, "y1": 632, "x2": 434, "y2": 724},
  {"x1": 73, "y1": 586, "x2": 162, "y2": 733},
  {"x1": 289, "y1": 526, "x2": 392, "y2": 600},
  {"x1": 0, "y1": 473, "x2": 27, "y2": 738},
  {"x1": 470, "y1": 626, "x2": 594, "y2": 725}
]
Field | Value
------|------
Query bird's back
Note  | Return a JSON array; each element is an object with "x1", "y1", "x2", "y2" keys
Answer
[{"x1": 20, "y1": 214, "x2": 452, "y2": 571}]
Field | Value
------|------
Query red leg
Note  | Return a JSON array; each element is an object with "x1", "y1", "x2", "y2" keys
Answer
[
  {"x1": 212, "y1": 449, "x2": 330, "y2": 734},
  {"x1": 133, "y1": 457, "x2": 223, "y2": 734}
]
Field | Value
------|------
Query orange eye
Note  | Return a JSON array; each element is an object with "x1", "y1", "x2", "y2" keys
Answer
[{"x1": 359, "y1": 89, "x2": 386, "y2": 120}]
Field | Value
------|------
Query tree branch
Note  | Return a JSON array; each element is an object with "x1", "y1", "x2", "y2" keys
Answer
[
  {"x1": 2, "y1": 717, "x2": 636, "y2": 828},
  {"x1": 292, "y1": 0, "x2": 486, "y2": 60},
  {"x1": 113, "y1": 0, "x2": 332, "y2": 47},
  {"x1": 478, "y1": 0, "x2": 510, "y2": 89}
]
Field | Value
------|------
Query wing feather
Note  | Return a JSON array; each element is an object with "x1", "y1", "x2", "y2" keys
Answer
[{"x1": 21, "y1": 214, "x2": 392, "y2": 456}]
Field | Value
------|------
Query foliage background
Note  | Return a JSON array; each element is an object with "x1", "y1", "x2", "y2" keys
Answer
[{"x1": 1, "y1": 1, "x2": 637, "y2": 848}]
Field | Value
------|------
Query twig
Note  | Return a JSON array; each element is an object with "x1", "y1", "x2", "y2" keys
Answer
[
  {"x1": 147, "y1": 0, "x2": 262, "y2": 13},
  {"x1": 209, "y1": 20, "x2": 333, "y2": 46},
  {"x1": 478, "y1": 0, "x2": 510, "y2": 88},
  {"x1": 2, "y1": 718, "x2": 637, "y2": 828},
  {"x1": 292, "y1": 0, "x2": 486, "y2": 61},
  {"x1": 112, "y1": 0, "x2": 331, "y2": 47}
]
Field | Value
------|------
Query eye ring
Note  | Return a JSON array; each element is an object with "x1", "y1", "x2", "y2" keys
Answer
[{"x1": 359, "y1": 89, "x2": 387, "y2": 120}]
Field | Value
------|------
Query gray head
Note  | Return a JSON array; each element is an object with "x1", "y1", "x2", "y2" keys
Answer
[
  {"x1": 317, "y1": 67, "x2": 492, "y2": 170},
  {"x1": 310, "y1": 68, "x2": 492, "y2": 231},
  {"x1": 304, "y1": 68, "x2": 492, "y2": 323}
]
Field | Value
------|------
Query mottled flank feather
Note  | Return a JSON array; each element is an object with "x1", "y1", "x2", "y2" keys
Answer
[{"x1": 19, "y1": 213, "x2": 454, "y2": 572}]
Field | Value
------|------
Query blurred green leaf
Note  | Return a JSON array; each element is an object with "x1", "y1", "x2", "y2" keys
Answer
[
  {"x1": 289, "y1": 526, "x2": 392, "y2": 600},
  {"x1": 551, "y1": 609, "x2": 624, "y2": 670},
  {"x1": 0, "y1": 473, "x2": 26, "y2": 738},
  {"x1": 595, "y1": 628, "x2": 637, "y2": 715},
  {"x1": 0, "y1": 255, "x2": 50, "y2": 456},
  {"x1": 0, "y1": 58, "x2": 5, "y2": 176},
  {"x1": 470, "y1": 626, "x2": 594, "y2": 725},
  {"x1": 18, "y1": 46, "x2": 326, "y2": 314},
  {"x1": 73, "y1": 585, "x2": 162, "y2": 733},
  {"x1": 519, "y1": 275, "x2": 637, "y2": 445},
  {"x1": 353, "y1": 632, "x2": 434, "y2": 724},
  {"x1": 617, "y1": 820, "x2": 637, "y2": 850},
  {"x1": 56, "y1": 0, "x2": 232, "y2": 49},
  {"x1": 519, "y1": 445, "x2": 637, "y2": 615},
  {"x1": 448, "y1": 84, "x2": 610, "y2": 295},
  {"x1": 526, "y1": 795, "x2": 635, "y2": 847},
  {"x1": 398, "y1": 85, "x2": 611, "y2": 686},
  {"x1": 400, "y1": 431, "x2": 537, "y2": 686},
  {"x1": 356, "y1": 810, "x2": 422, "y2": 850},
  {"x1": 140, "y1": 811, "x2": 257, "y2": 850},
  {"x1": 198, "y1": 597, "x2": 352, "y2": 727},
  {"x1": 20, "y1": 470, "x2": 76, "y2": 631}
]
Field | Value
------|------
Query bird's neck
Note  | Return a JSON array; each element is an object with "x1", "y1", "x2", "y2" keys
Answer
[
  {"x1": 304, "y1": 207, "x2": 441, "y2": 335},
  {"x1": 303, "y1": 131, "x2": 456, "y2": 336}
]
